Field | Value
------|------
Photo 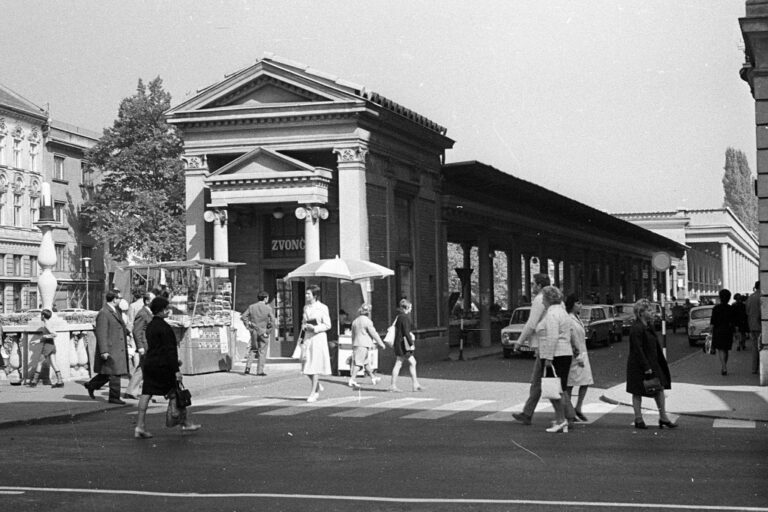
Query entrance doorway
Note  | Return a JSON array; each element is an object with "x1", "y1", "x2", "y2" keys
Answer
[{"x1": 265, "y1": 269, "x2": 304, "y2": 357}]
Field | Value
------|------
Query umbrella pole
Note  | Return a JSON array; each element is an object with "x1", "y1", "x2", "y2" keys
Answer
[{"x1": 337, "y1": 280, "x2": 340, "y2": 337}]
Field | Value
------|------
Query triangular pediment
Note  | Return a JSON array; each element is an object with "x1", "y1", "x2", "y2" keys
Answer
[
  {"x1": 208, "y1": 148, "x2": 318, "y2": 179},
  {"x1": 203, "y1": 76, "x2": 328, "y2": 108}
]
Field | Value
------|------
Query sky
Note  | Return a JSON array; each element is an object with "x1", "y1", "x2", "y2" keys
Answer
[{"x1": 0, "y1": 0, "x2": 755, "y2": 213}]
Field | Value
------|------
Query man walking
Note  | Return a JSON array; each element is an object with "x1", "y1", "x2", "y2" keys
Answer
[
  {"x1": 84, "y1": 290, "x2": 130, "y2": 404},
  {"x1": 746, "y1": 280, "x2": 762, "y2": 375},
  {"x1": 124, "y1": 292, "x2": 154, "y2": 399},
  {"x1": 242, "y1": 291, "x2": 274, "y2": 376}
]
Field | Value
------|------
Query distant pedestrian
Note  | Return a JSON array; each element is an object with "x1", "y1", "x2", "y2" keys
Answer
[
  {"x1": 512, "y1": 273, "x2": 551, "y2": 426},
  {"x1": 710, "y1": 289, "x2": 734, "y2": 376},
  {"x1": 242, "y1": 291, "x2": 275, "y2": 376},
  {"x1": 537, "y1": 286, "x2": 573, "y2": 433},
  {"x1": 565, "y1": 295, "x2": 593, "y2": 422},
  {"x1": 134, "y1": 296, "x2": 200, "y2": 439},
  {"x1": 124, "y1": 292, "x2": 154, "y2": 399},
  {"x1": 626, "y1": 299, "x2": 677, "y2": 429},
  {"x1": 83, "y1": 290, "x2": 130, "y2": 404},
  {"x1": 732, "y1": 293, "x2": 748, "y2": 351},
  {"x1": 301, "y1": 285, "x2": 332, "y2": 402},
  {"x1": 746, "y1": 281, "x2": 761, "y2": 375},
  {"x1": 389, "y1": 299, "x2": 423, "y2": 392},
  {"x1": 27, "y1": 309, "x2": 64, "y2": 388},
  {"x1": 348, "y1": 304, "x2": 385, "y2": 388}
]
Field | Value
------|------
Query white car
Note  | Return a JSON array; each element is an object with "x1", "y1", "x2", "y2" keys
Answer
[
  {"x1": 500, "y1": 307, "x2": 535, "y2": 358},
  {"x1": 688, "y1": 305, "x2": 714, "y2": 347}
]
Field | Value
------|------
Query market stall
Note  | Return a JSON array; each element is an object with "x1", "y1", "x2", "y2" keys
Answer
[{"x1": 124, "y1": 259, "x2": 245, "y2": 375}]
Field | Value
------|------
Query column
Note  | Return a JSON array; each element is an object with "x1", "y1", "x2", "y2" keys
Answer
[
  {"x1": 296, "y1": 205, "x2": 327, "y2": 263},
  {"x1": 682, "y1": 252, "x2": 690, "y2": 299},
  {"x1": 461, "y1": 242, "x2": 472, "y2": 313},
  {"x1": 478, "y1": 232, "x2": 491, "y2": 348},
  {"x1": 334, "y1": 146, "x2": 369, "y2": 260},
  {"x1": 211, "y1": 209, "x2": 229, "y2": 277},
  {"x1": 183, "y1": 156, "x2": 209, "y2": 260},
  {"x1": 524, "y1": 254, "x2": 532, "y2": 301},
  {"x1": 721, "y1": 243, "x2": 729, "y2": 291},
  {"x1": 507, "y1": 244, "x2": 521, "y2": 308}
]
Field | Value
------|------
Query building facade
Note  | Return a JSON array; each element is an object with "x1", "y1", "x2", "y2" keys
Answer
[
  {"x1": 0, "y1": 84, "x2": 104, "y2": 312},
  {"x1": 615, "y1": 208, "x2": 759, "y2": 301}
]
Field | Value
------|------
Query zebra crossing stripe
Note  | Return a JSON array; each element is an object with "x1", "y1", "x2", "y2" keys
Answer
[
  {"x1": 713, "y1": 419, "x2": 756, "y2": 428},
  {"x1": 331, "y1": 398, "x2": 437, "y2": 418},
  {"x1": 475, "y1": 406, "x2": 519, "y2": 422},
  {"x1": 262, "y1": 396, "x2": 374, "y2": 416},
  {"x1": 195, "y1": 398, "x2": 288, "y2": 415},
  {"x1": 402, "y1": 400, "x2": 496, "y2": 420},
  {"x1": 127, "y1": 395, "x2": 251, "y2": 415},
  {"x1": 577, "y1": 402, "x2": 618, "y2": 423}
]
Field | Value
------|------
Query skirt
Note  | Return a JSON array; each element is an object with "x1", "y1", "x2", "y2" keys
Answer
[
  {"x1": 352, "y1": 346, "x2": 371, "y2": 366},
  {"x1": 302, "y1": 335, "x2": 331, "y2": 376},
  {"x1": 567, "y1": 353, "x2": 594, "y2": 387}
]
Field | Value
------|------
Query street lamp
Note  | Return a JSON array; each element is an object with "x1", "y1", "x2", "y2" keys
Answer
[{"x1": 81, "y1": 257, "x2": 91, "y2": 310}]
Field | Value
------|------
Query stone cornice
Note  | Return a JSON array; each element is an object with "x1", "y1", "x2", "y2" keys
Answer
[{"x1": 168, "y1": 107, "x2": 363, "y2": 128}]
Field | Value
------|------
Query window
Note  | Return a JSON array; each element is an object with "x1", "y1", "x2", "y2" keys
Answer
[
  {"x1": 29, "y1": 143, "x2": 37, "y2": 172},
  {"x1": 13, "y1": 255, "x2": 21, "y2": 276},
  {"x1": 54, "y1": 156, "x2": 65, "y2": 181},
  {"x1": 30, "y1": 256, "x2": 37, "y2": 277},
  {"x1": 13, "y1": 139, "x2": 21, "y2": 168},
  {"x1": 13, "y1": 193, "x2": 22, "y2": 227},
  {"x1": 0, "y1": 254, "x2": 5, "y2": 275},
  {"x1": 54, "y1": 201, "x2": 65, "y2": 223},
  {"x1": 81, "y1": 161, "x2": 92, "y2": 186},
  {"x1": 30, "y1": 196, "x2": 38, "y2": 224},
  {"x1": 55, "y1": 244, "x2": 67, "y2": 272}
]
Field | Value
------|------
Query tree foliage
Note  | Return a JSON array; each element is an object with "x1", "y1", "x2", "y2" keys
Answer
[
  {"x1": 722, "y1": 147, "x2": 757, "y2": 233},
  {"x1": 82, "y1": 77, "x2": 185, "y2": 262}
]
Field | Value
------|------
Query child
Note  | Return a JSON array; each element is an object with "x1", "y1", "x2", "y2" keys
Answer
[{"x1": 27, "y1": 309, "x2": 64, "y2": 388}]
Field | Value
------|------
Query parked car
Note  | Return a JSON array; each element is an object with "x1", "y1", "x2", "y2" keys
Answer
[
  {"x1": 579, "y1": 305, "x2": 612, "y2": 347},
  {"x1": 649, "y1": 302, "x2": 663, "y2": 330},
  {"x1": 600, "y1": 305, "x2": 624, "y2": 343},
  {"x1": 687, "y1": 305, "x2": 714, "y2": 347},
  {"x1": 614, "y1": 303, "x2": 635, "y2": 334},
  {"x1": 500, "y1": 307, "x2": 535, "y2": 358}
]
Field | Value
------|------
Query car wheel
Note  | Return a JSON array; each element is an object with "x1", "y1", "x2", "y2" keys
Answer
[{"x1": 503, "y1": 348, "x2": 512, "y2": 359}]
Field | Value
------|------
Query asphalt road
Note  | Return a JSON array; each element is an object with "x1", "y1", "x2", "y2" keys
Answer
[{"x1": 2, "y1": 332, "x2": 766, "y2": 512}]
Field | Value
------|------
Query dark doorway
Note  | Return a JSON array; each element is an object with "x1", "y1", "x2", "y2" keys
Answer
[{"x1": 265, "y1": 269, "x2": 304, "y2": 357}]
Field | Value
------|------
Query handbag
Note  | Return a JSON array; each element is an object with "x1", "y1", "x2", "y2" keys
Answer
[
  {"x1": 704, "y1": 333, "x2": 715, "y2": 355},
  {"x1": 383, "y1": 318, "x2": 398, "y2": 346},
  {"x1": 540, "y1": 365, "x2": 563, "y2": 400},
  {"x1": 291, "y1": 329, "x2": 306, "y2": 360},
  {"x1": 642, "y1": 376, "x2": 663, "y2": 396},
  {"x1": 175, "y1": 381, "x2": 192, "y2": 408}
]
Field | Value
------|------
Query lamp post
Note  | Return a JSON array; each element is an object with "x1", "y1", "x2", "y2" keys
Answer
[{"x1": 81, "y1": 257, "x2": 91, "y2": 310}]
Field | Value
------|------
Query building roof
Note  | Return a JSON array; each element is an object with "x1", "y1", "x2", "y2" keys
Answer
[{"x1": 0, "y1": 83, "x2": 47, "y2": 120}]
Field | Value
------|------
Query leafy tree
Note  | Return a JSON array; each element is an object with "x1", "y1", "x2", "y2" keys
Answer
[
  {"x1": 82, "y1": 77, "x2": 185, "y2": 263},
  {"x1": 722, "y1": 147, "x2": 757, "y2": 233}
]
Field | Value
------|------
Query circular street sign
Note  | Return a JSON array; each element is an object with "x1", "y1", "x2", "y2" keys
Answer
[{"x1": 651, "y1": 251, "x2": 671, "y2": 271}]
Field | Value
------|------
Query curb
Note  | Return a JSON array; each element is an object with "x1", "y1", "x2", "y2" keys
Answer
[
  {"x1": 0, "y1": 402, "x2": 131, "y2": 430},
  {"x1": 598, "y1": 393, "x2": 766, "y2": 423}
]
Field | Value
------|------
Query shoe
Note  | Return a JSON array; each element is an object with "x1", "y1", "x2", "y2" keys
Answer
[
  {"x1": 108, "y1": 398, "x2": 127, "y2": 405},
  {"x1": 83, "y1": 383, "x2": 95, "y2": 399},
  {"x1": 512, "y1": 413, "x2": 532, "y2": 425},
  {"x1": 134, "y1": 428, "x2": 153, "y2": 439},
  {"x1": 122, "y1": 393, "x2": 137, "y2": 400},
  {"x1": 306, "y1": 393, "x2": 318, "y2": 403},
  {"x1": 721, "y1": 370, "x2": 728, "y2": 376},
  {"x1": 633, "y1": 420, "x2": 648, "y2": 429},
  {"x1": 244, "y1": 367, "x2": 251, "y2": 375},
  {"x1": 371, "y1": 376, "x2": 381, "y2": 386},
  {"x1": 181, "y1": 423, "x2": 202, "y2": 432},
  {"x1": 575, "y1": 411, "x2": 588, "y2": 422},
  {"x1": 348, "y1": 379, "x2": 360, "y2": 388},
  {"x1": 413, "y1": 385, "x2": 424, "y2": 392},
  {"x1": 388, "y1": 386, "x2": 403, "y2": 393},
  {"x1": 546, "y1": 420, "x2": 569, "y2": 433},
  {"x1": 256, "y1": 373, "x2": 267, "y2": 376},
  {"x1": 51, "y1": 382, "x2": 64, "y2": 389},
  {"x1": 658, "y1": 419, "x2": 678, "y2": 429}
]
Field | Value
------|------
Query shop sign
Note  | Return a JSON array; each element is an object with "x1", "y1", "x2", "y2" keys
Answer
[{"x1": 270, "y1": 237, "x2": 305, "y2": 258}]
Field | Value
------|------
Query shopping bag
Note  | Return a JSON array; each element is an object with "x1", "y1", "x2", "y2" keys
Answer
[
  {"x1": 704, "y1": 333, "x2": 715, "y2": 355},
  {"x1": 540, "y1": 366, "x2": 562, "y2": 400},
  {"x1": 383, "y1": 318, "x2": 398, "y2": 346},
  {"x1": 166, "y1": 397, "x2": 182, "y2": 427}
]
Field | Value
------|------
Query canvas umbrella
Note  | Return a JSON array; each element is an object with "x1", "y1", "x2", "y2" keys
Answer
[{"x1": 284, "y1": 256, "x2": 394, "y2": 282}]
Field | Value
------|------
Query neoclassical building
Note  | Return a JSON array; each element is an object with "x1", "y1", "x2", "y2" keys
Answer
[
  {"x1": 615, "y1": 208, "x2": 759, "y2": 300},
  {"x1": 0, "y1": 83, "x2": 104, "y2": 311}
]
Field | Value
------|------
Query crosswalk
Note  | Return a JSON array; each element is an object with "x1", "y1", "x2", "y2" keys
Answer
[{"x1": 125, "y1": 394, "x2": 759, "y2": 428}]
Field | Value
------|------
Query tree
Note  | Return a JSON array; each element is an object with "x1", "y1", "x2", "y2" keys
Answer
[
  {"x1": 722, "y1": 147, "x2": 757, "y2": 233},
  {"x1": 82, "y1": 77, "x2": 185, "y2": 263}
]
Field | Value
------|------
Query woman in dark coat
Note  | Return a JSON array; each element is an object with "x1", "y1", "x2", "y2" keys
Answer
[
  {"x1": 710, "y1": 289, "x2": 734, "y2": 375},
  {"x1": 626, "y1": 299, "x2": 677, "y2": 430},
  {"x1": 388, "y1": 299, "x2": 423, "y2": 392},
  {"x1": 134, "y1": 297, "x2": 200, "y2": 439}
]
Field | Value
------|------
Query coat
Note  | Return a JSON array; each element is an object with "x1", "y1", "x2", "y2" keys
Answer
[
  {"x1": 242, "y1": 302, "x2": 274, "y2": 339},
  {"x1": 393, "y1": 309, "x2": 415, "y2": 357},
  {"x1": 710, "y1": 303, "x2": 734, "y2": 351},
  {"x1": 132, "y1": 306, "x2": 152, "y2": 353},
  {"x1": 142, "y1": 316, "x2": 181, "y2": 396},
  {"x1": 93, "y1": 304, "x2": 129, "y2": 376},
  {"x1": 626, "y1": 320, "x2": 671, "y2": 396}
]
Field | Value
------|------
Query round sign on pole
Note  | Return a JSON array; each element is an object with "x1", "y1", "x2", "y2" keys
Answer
[{"x1": 651, "y1": 252, "x2": 671, "y2": 272}]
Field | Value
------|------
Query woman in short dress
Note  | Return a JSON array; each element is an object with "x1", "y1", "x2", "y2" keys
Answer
[
  {"x1": 564, "y1": 295, "x2": 593, "y2": 422},
  {"x1": 389, "y1": 299, "x2": 423, "y2": 392},
  {"x1": 710, "y1": 288, "x2": 734, "y2": 376},
  {"x1": 302, "y1": 285, "x2": 332, "y2": 402},
  {"x1": 348, "y1": 304, "x2": 385, "y2": 388}
]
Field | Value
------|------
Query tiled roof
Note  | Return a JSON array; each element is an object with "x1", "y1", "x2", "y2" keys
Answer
[{"x1": 0, "y1": 83, "x2": 46, "y2": 118}]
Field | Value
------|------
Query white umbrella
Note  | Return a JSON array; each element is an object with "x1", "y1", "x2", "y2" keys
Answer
[{"x1": 284, "y1": 257, "x2": 394, "y2": 282}]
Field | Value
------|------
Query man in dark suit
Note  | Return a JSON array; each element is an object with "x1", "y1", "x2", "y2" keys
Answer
[
  {"x1": 84, "y1": 289, "x2": 130, "y2": 404},
  {"x1": 124, "y1": 291, "x2": 154, "y2": 399},
  {"x1": 242, "y1": 291, "x2": 274, "y2": 376}
]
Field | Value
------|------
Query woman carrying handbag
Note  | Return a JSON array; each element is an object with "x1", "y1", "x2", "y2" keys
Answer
[{"x1": 626, "y1": 299, "x2": 677, "y2": 430}]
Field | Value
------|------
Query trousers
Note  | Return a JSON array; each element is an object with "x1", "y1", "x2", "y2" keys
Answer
[
  {"x1": 87, "y1": 373, "x2": 122, "y2": 400},
  {"x1": 245, "y1": 331, "x2": 267, "y2": 374},
  {"x1": 522, "y1": 354, "x2": 576, "y2": 420}
]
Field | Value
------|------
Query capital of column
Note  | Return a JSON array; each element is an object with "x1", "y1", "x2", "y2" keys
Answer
[
  {"x1": 204, "y1": 208, "x2": 227, "y2": 226},
  {"x1": 295, "y1": 204, "x2": 329, "y2": 225},
  {"x1": 182, "y1": 154, "x2": 208, "y2": 170},
  {"x1": 333, "y1": 146, "x2": 368, "y2": 164}
]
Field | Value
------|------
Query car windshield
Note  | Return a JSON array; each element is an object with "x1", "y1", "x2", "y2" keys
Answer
[
  {"x1": 510, "y1": 309, "x2": 530, "y2": 324},
  {"x1": 578, "y1": 309, "x2": 591, "y2": 321},
  {"x1": 615, "y1": 305, "x2": 632, "y2": 314},
  {"x1": 690, "y1": 308, "x2": 713, "y2": 320}
]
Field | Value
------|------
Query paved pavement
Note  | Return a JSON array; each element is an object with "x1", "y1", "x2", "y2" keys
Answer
[{"x1": 1, "y1": 342, "x2": 766, "y2": 429}]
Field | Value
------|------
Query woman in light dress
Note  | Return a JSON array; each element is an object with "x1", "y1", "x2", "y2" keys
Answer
[
  {"x1": 349, "y1": 304, "x2": 385, "y2": 388},
  {"x1": 564, "y1": 294, "x2": 593, "y2": 422},
  {"x1": 301, "y1": 285, "x2": 332, "y2": 402}
]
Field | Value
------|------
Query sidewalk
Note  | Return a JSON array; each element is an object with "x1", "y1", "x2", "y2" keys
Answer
[{"x1": 601, "y1": 344, "x2": 768, "y2": 422}]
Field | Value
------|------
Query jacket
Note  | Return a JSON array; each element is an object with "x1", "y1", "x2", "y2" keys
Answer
[
  {"x1": 93, "y1": 304, "x2": 129, "y2": 376},
  {"x1": 132, "y1": 306, "x2": 152, "y2": 353},
  {"x1": 626, "y1": 320, "x2": 671, "y2": 396}
]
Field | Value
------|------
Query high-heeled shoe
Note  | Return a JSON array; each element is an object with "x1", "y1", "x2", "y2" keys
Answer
[
  {"x1": 545, "y1": 420, "x2": 569, "y2": 433},
  {"x1": 575, "y1": 411, "x2": 588, "y2": 422},
  {"x1": 633, "y1": 420, "x2": 648, "y2": 429},
  {"x1": 658, "y1": 419, "x2": 678, "y2": 429},
  {"x1": 134, "y1": 427, "x2": 153, "y2": 439},
  {"x1": 181, "y1": 423, "x2": 202, "y2": 432}
]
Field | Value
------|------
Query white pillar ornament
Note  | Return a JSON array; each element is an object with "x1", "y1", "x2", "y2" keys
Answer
[{"x1": 36, "y1": 182, "x2": 57, "y2": 311}]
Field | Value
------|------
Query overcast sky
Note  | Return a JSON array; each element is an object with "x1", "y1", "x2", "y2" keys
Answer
[{"x1": 0, "y1": 1, "x2": 754, "y2": 213}]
